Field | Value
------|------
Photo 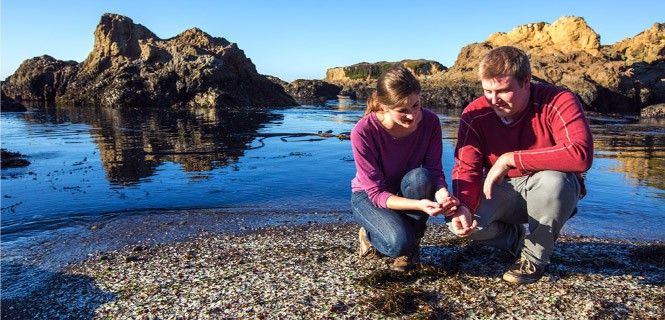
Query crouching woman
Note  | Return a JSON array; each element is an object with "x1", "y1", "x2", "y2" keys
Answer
[{"x1": 350, "y1": 66, "x2": 457, "y2": 271}]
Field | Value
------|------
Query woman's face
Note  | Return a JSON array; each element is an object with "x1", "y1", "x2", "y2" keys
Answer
[{"x1": 384, "y1": 94, "x2": 422, "y2": 129}]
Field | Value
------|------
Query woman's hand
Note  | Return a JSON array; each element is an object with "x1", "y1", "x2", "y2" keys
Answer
[
  {"x1": 418, "y1": 199, "x2": 444, "y2": 217},
  {"x1": 435, "y1": 188, "x2": 459, "y2": 216}
]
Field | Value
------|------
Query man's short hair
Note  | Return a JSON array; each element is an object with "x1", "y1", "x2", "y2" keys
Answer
[{"x1": 478, "y1": 46, "x2": 531, "y2": 83}]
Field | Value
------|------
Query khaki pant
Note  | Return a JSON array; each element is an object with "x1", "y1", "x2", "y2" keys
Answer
[{"x1": 450, "y1": 170, "x2": 581, "y2": 266}]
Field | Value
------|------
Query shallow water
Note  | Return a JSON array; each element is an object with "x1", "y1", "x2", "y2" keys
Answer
[{"x1": 1, "y1": 100, "x2": 664, "y2": 298}]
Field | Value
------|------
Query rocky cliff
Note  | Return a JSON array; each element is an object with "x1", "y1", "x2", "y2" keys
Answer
[
  {"x1": 434, "y1": 16, "x2": 665, "y2": 113},
  {"x1": 324, "y1": 60, "x2": 446, "y2": 100},
  {"x1": 325, "y1": 60, "x2": 446, "y2": 83},
  {"x1": 2, "y1": 13, "x2": 296, "y2": 109},
  {"x1": 327, "y1": 17, "x2": 665, "y2": 113}
]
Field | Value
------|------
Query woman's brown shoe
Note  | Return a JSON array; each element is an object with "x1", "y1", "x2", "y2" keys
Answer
[{"x1": 358, "y1": 227, "x2": 383, "y2": 260}]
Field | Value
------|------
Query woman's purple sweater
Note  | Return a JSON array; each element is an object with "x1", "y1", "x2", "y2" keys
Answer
[{"x1": 351, "y1": 108, "x2": 447, "y2": 208}]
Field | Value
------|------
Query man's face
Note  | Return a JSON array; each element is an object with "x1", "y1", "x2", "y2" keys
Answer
[{"x1": 481, "y1": 75, "x2": 530, "y2": 121}]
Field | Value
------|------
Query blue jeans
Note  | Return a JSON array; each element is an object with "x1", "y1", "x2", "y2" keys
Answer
[{"x1": 351, "y1": 167, "x2": 434, "y2": 257}]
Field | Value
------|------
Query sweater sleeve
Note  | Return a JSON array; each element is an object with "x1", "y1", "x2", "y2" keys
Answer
[
  {"x1": 513, "y1": 91, "x2": 593, "y2": 173},
  {"x1": 350, "y1": 126, "x2": 393, "y2": 208},
  {"x1": 452, "y1": 114, "x2": 485, "y2": 213},
  {"x1": 422, "y1": 115, "x2": 448, "y2": 190}
]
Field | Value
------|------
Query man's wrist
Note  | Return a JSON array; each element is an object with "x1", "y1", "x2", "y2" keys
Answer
[
  {"x1": 502, "y1": 152, "x2": 516, "y2": 168},
  {"x1": 443, "y1": 203, "x2": 463, "y2": 218}
]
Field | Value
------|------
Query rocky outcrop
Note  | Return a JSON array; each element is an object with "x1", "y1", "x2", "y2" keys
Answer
[
  {"x1": 324, "y1": 60, "x2": 446, "y2": 100},
  {"x1": 610, "y1": 23, "x2": 665, "y2": 64},
  {"x1": 264, "y1": 75, "x2": 288, "y2": 88},
  {"x1": 486, "y1": 16, "x2": 602, "y2": 56},
  {"x1": 640, "y1": 103, "x2": 665, "y2": 118},
  {"x1": 1, "y1": 150, "x2": 30, "y2": 168},
  {"x1": 427, "y1": 16, "x2": 665, "y2": 113},
  {"x1": 325, "y1": 60, "x2": 446, "y2": 83},
  {"x1": 2, "y1": 55, "x2": 79, "y2": 102},
  {"x1": 1, "y1": 88, "x2": 27, "y2": 112},
  {"x1": 322, "y1": 17, "x2": 663, "y2": 113},
  {"x1": 285, "y1": 80, "x2": 341, "y2": 101},
  {"x1": 3, "y1": 13, "x2": 296, "y2": 109}
]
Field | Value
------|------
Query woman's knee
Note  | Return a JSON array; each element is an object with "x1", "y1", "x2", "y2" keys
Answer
[
  {"x1": 401, "y1": 167, "x2": 433, "y2": 199},
  {"x1": 381, "y1": 232, "x2": 414, "y2": 257}
]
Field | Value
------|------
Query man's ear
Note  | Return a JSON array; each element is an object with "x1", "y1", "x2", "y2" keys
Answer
[{"x1": 524, "y1": 74, "x2": 532, "y2": 87}]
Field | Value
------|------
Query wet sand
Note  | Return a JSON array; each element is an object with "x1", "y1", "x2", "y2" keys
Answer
[{"x1": 2, "y1": 222, "x2": 663, "y2": 319}]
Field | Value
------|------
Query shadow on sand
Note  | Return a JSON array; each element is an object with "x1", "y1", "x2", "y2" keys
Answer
[{"x1": 1, "y1": 262, "x2": 115, "y2": 319}]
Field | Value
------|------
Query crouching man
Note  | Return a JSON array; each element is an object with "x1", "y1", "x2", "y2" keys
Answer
[{"x1": 449, "y1": 46, "x2": 593, "y2": 284}]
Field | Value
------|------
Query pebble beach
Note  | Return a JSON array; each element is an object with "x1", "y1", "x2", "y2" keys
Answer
[{"x1": 2, "y1": 222, "x2": 664, "y2": 319}]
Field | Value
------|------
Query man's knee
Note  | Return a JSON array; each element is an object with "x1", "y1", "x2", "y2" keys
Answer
[
  {"x1": 529, "y1": 171, "x2": 578, "y2": 200},
  {"x1": 527, "y1": 171, "x2": 579, "y2": 219}
]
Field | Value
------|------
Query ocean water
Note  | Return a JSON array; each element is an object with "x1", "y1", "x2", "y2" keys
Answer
[{"x1": 1, "y1": 100, "x2": 664, "y2": 298}]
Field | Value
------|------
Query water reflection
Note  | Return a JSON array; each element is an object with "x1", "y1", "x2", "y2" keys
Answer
[
  {"x1": 21, "y1": 105, "x2": 276, "y2": 185},
  {"x1": 590, "y1": 119, "x2": 665, "y2": 192}
]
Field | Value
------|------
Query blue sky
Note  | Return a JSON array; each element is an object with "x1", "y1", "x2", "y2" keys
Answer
[{"x1": 1, "y1": 0, "x2": 663, "y2": 81}]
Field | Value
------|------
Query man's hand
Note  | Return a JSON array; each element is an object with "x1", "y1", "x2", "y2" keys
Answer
[
  {"x1": 450, "y1": 205, "x2": 478, "y2": 237},
  {"x1": 435, "y1": 188, "x2": 459, "y2": 216},
  {"x1": 483, "y1": 152, "x2": 515, "y2": 199},
  {"x1": 418, "y1": 199, "x2": 444, "y2": 217}
]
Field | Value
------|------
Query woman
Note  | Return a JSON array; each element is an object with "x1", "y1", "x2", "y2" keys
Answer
[{"x1": 351, "y1": 66, "x2": 458, "y2": 271}]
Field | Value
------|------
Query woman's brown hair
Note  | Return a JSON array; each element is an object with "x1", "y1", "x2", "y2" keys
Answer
[{"x1": 364, "y1": 66, "x2": 421, "y2": 115}]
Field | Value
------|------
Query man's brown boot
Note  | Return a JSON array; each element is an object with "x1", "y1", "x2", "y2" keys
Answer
[{"x1": 502, "y1": 256, "x2": 545, "y2": 284}]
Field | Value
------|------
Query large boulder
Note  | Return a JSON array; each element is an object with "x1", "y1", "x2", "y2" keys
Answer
[
  {"x1": 3, "y1": 13, "x2": 297, "y2": 109},
  {"x1": 2, "y1": 55, "x2": 79, "y2": 102},
  {"x1": 285, "y1": 79, "x2": 341, "y2": 101}
]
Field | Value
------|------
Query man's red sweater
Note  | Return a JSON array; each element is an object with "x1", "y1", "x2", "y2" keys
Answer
[{"x1": 452, "y1": 82, "x2": 594, "y2": 214}]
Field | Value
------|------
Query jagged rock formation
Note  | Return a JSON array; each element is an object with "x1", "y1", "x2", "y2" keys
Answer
[
  {"x1": 1, "y1": 56, "x2": 79, "y2": 102},
  {"x1": 325, "y1": 60, "x2": 446, "y2": 100},
  {"x1": 264, "y1": 75, "x2": 288, "y2": 88},
  {"x1": 431, "y1": 16, "x2": 665, "y2": 113},
  {"x1": 326, "y1": 59, "x2": 446, "y2": 83},
  {"x1": 610, "y1": 23, "x2": 665, "y2": 64},
  {"x1": 285, "y1": 79, "x2": 341, "y2": 101},
  {"x1": 3, "y1": 13, "x2": 296, "y2": 109},
  {"x1": 325, "y1": 17, "x2": 664, "y2": 113}
]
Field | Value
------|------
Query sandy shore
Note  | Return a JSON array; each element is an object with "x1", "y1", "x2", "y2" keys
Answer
[{"x1": 2, "y1": 223, "x2": 664, "y2": 319}]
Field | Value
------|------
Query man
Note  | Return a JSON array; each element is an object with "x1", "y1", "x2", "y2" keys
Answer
[{"x1": 449, "y1": 46, "x2": 593, "y2": 284}]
